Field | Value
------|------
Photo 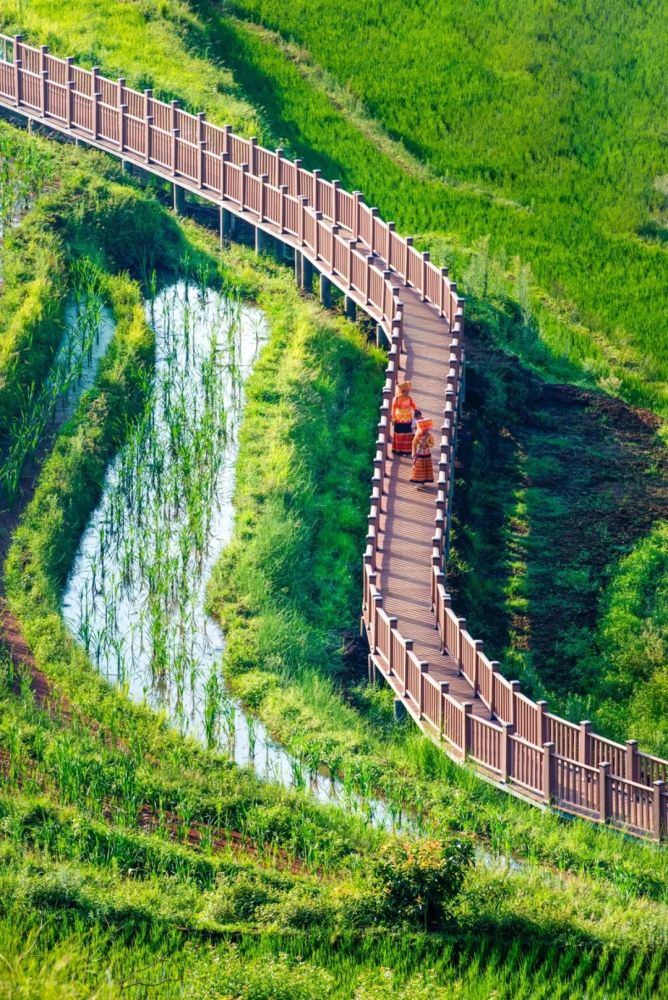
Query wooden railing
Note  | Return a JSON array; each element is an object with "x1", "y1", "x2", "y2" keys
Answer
[{"x1": 1, "y1": 35, "x2": 665, "y2": 843}]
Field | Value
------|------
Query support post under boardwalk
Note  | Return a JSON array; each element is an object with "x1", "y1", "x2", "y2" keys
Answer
[
  {"x1": 173, "y1": 183, "x2": 185, "y2": 215},
  {"x1": 345, "y1": 295, "x2": 357, "y2": 321},
  {"x1": 393, "y1": 698, "x2": 407, "y2": 722},
  {"x1": 302, "y1": 256, "x2": 314, "y2": 293},
  {"x1": 294, "y1": 249, "x2": 303, "y2": 287},
  {"x1": 219, "y1": 206, "x2": 235, "y2": 244},
  {"x1": 122, "y1": 159, "x2": 133, "y2": 176},
  {"x1": 255, "y1": 226, "x2": 267, "y2": 255},
  {"x1": 320, "y1": 273, "x2": 332, "y2": 308}
]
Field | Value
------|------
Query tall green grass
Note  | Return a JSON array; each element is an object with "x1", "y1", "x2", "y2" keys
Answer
[{"x1": 223, "y1": 0, "x2": 668, "y2": 414}]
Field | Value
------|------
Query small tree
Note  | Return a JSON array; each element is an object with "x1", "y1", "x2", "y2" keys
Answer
[{"x1": 369, "y1": 837, "x2": 473, "y2": 930}]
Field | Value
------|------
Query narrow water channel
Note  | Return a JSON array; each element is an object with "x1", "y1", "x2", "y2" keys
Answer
[{"x1": 1, "y1": 280, "x2": 115, "y2": 502}]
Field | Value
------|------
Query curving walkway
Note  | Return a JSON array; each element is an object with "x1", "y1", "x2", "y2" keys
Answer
[{"x1": 0, "y1": 35, "x2": 666, "y2": 842}]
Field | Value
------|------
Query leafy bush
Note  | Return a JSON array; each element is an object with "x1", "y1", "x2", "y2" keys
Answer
[{"x1": 367, "y1": 837, "x2": 473, "y2": 930}]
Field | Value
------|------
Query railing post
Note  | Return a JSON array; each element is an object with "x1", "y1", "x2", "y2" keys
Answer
[
  {"x1": 365, "y1": 254, "x2": 373, "y2": 304},
  {"x1": 440, "y1": 267, "x2": 448, "y2": 319},
  {"x1": 421, "y1": 251, "x2": 430, "y2": 301},
  {"x1": 347, "y1": 239, "x2": 356, "y2": 289},
  {"x1": 625, "y1": 740, "x2": 639, "y2": 783},
  {"x1": 13, "y1": 36, "x2": 22, "y2": 106},
  {"x1": 369, "y1": 206, "x2": 379, "y2": 251},
  {"x1": 543, "y1": 742, "x2": 555, "y2": 804},
  {"x1": 170, "y1": 99, "x2": 179, "y2": 175},
  {"x1": 298, "y1": 195, "x2": 308, "y2": 246},
  {"x1": 197, "y1": 111, "x2": 206, "y2": 188},
  {"x1": 508, "y1": 679, "x2": 520, "y2": 727},
  {"x1": 119, "y1": 102, "x2": 128, "y2": 152},
  {"x1": 115, "y1": 77, "x2": 125, "y2": 150},
  {"x1": 439, "y1": 681, "x2": 449, "y2": 737},
  {"x1": 371, "y1": 593, "x2": 382, "y2": 654},
  {"x1": 332, "y1": 179, "x2": 340, "y2": 224},
  {"x1": 386, "y1": 617, "x2": 398, "y2": 674},
  {"x1": 652, "y1": 781, "x2": 665, "y2": 842},
  {"x1": 471, "y1": 639, "x2": 483, "y2": 695},
  {"x1": 249, "y1": 136, "x2": 258, "y2": 174},
  {"x1": 598, "y1": 761, "x2": 610, "y2": 824},
  {"x1": 353, "y1": 190, "x2": 362, "y2": 238},
  {"x1": 66, "y1": 57, "x2": 74, "y2": 129},
  {"x1": 500, "y1": 723, "x2": 514, "y2": 782},
  {"x1": 223, "y1": 124, "x2": 231, "y2": 159},
  {"x1": 39, "y1": 44, "x2": 48, "y2": 117},
  {"x1": 275, "y1": 146, "x2": 283, "y2": 187},
  {"x1": 330, "y1": 223, "x2": 340, "y2": 272},
  {"x1": 404, "y1": 235, "x2": 413, "y2": 285},
  {"x1": 386, "y1": 221, "x2": 395, "y2": 266},
  {"x1": 579, "y1": 720, "x2": 592, "y2": 766},
  {"x1": 536, "y1": 700, "x2": 548, "y2": 745},
  {"x1": 259, "y1": 173, "x2": 268, "y2": 221},
  {"x1": 292, "y1": 158, "x2": 302, "y2": 196},
  {"x1": 402, "y1": 639, "x2": 413, "y2": 697},
  {"x1": 418, "y1": 662, "x2": 428, "y2": 719},
  {"x1": 455, "y1": 617, "x2": 466, "y2": 674},
  {"x1": 462, "y1": 703, "x2": 473, "y2": 756},
  {"x1": 278, "y1": 184, "x2": 288, "y2": 234},
  {"x1": 240, "y1": 162, "x2": 249, "y2": 210},
  {"x1": 220, "y1": 151, "x2": 229, "y2": 199},
  {"x1": 144, "y1": 89, "x2": 152, "y2": 163},
  {"x1": 312, "y1": 168, "x2": 321, "y2": 212},
  {"x1": 314, "y1": 210, "x2": 323, "y2": 259},
  {"x1": 91, "y1": 66, "x2": 100, "y2": 140},
  {"x1": 488, "y1": 661, "x2": 500, "y2": 720},
  {"x1": 381, "y1": 268, "x2": 392, "y2": 321}
]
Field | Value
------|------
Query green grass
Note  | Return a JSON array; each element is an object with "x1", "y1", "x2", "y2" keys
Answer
[
  {"x1": 449, "y1": 307, "x2": 668, "y2": 753},
  {"x1": 0, "y1": 122, "x2": 186, "y2": 449},
  {"x1": 4, "y1": 0, "x2": 666, "y2": 737},
  {"x1": 218, "y1": 0, "x2": 668, "y2": 415},
  {"x1": 0, "y1": 0, "x2": 259, "y2": 134},
  {"x1": 1, "y1": 124, "x2": 667, "y2": 996}
]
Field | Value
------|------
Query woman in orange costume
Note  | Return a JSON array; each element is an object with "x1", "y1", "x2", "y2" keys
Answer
[
  {"x1": 391, "y1": 380, "x2": 417, "y2": 455},
  {"x1": 410, "y1": 418, "x2": 435, "y2": 489}
]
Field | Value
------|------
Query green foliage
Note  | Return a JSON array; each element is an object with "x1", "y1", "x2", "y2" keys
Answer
[
  {"x1": 0, "y1": 125, "x2": 185, "y2": 448},
  {"x1": 221, "y1": 0, "x2": 668, "y2": 414},
  {"x1": 368, "y1": 838, "x2": 473, "y2": 931},
  {"x1": 594, "y1": 523, "x2": 668, "y2": 750}
]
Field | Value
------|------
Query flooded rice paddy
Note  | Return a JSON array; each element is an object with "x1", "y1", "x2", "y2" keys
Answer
[{"x1": 61, "y1": 281, "x2": 412, "y2": 831}]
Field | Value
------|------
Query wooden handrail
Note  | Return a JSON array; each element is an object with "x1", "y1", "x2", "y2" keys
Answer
[{"x1": 0, "y1": 35, "x2": 665, "y2": 843}]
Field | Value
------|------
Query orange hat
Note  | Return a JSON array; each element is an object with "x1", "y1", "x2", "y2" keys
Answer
[
  {"x1": 396, "y1": 380, "x2": 412, "y2": 393},
  {"x1": 417, "y1": 418, "x2": 433, "y2": 432}
]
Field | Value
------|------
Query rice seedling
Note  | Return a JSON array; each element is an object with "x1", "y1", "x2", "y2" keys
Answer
[
  {"x1": 0, "y1": 259, "x2": 114, "y2": 503},
  {"x1": 0, "y1": 123, "x2": 52, "y2": 246},
  {"x1": 62, "y1": 279, "x2": 267, "y2": 748}
]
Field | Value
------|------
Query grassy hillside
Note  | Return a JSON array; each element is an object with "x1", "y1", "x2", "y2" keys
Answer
[
  {"x1": 224, "y1": 0, "x2": 668, "y2": 412},
  {"x1": 4, "y1": 132, "x2": 667, "y2": 998}
]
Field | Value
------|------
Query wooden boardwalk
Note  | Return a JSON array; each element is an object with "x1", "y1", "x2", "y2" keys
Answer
[
  {"x1": 372, "y1": 277, "x2": 491, "y2": 718},
  {"x1": 1, "y1": 35, "x2": 667, "y2": 841}
]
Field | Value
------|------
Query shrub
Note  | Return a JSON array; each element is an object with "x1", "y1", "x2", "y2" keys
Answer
[{"x1": 367, "y1": 837, "x2": 473, "y2": 930}]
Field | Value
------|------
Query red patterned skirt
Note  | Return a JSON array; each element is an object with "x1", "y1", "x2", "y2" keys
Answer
[
  {"x1": 392, "y1": 422, "x2": 414, "y2": 455},
  {"x1": 410, "y1": 453, "x2": 434, "y2": 483}
]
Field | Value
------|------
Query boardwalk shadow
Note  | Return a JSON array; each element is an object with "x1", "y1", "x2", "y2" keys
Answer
[{"x1": 451, "y1": 307, "x2": 668, "y2": 726}]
